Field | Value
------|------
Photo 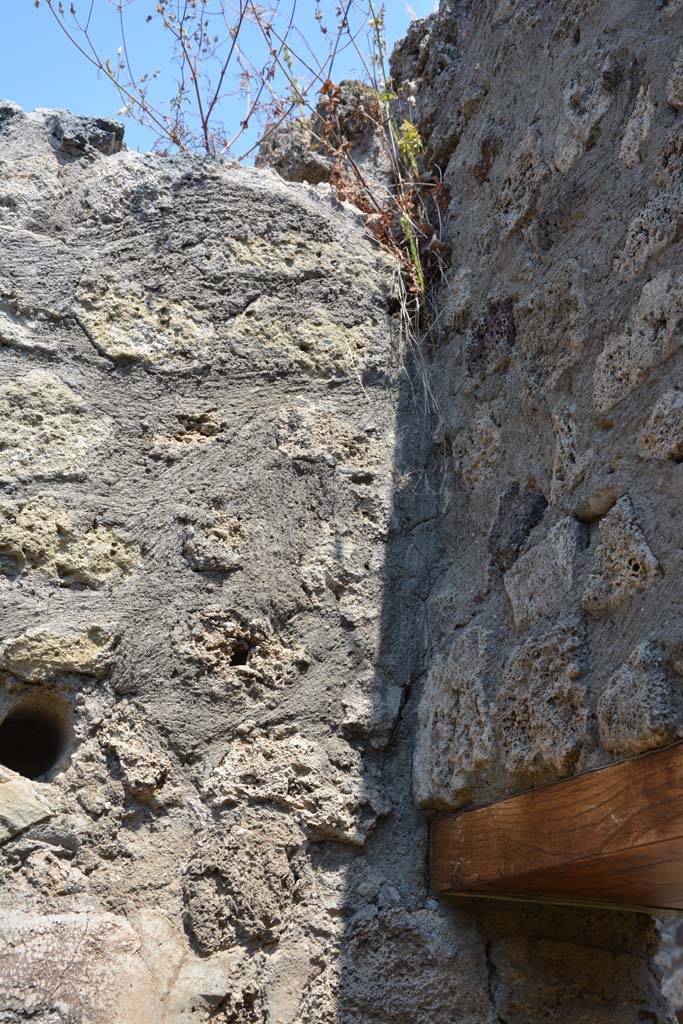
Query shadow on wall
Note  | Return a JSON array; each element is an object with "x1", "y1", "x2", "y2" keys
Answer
[
  {"x1": 334, "y1": 350, "x2": 671, "y2": 1024},
  {"x1": 336, "y1": 358, "x2": 500, "y2": 1022}
]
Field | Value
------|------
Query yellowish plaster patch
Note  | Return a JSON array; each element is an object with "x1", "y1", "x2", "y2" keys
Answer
[
  {"x1": 0, "y1": 495, "x2": 139, "y2": 587},
  {"x1": 75, "y1": 274, "x2": 214, "y2": 365},
  {"x1": 232, "y1": 297, "x2": 377, "y2": 375}
]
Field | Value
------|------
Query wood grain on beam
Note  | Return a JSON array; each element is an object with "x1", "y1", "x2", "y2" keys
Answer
[{"x1": 431, "y1": 741, "x2": 683, "y2": 913}]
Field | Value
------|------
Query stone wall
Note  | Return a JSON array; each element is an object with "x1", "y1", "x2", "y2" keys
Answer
[
  {"x1": 0, "y1": 101, "x2": 422, "y2": 1022},
  {"x1": 393, "y1": 0, "x2": 683, "y2": 1019},
  {"x1": 2, "y1": 0, "x2": 683, "y2": 1019}
]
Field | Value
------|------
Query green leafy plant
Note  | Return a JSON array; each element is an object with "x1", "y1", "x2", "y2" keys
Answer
[{"x1": 397, "y1": 119, "x2": 423, "y2": 175}]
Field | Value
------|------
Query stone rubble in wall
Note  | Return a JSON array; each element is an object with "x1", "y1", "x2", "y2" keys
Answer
[
  {"x1": 0, "y1": 494, "x2": 140, "y2": 587},
  {"x1": 551, "y1": 409, "x2": 592, "y2": 503},
  {"x1": 0, "y1": 624, "x2": 119, "y2": 682},
  {"x1": 413, "y1": 625, "x2": 496, "y2": 810},
  {"x1": 597, "y1": 642, "x2": 683, "y2": 756},
  {"x1": 0, "y1": 369, "x2": 111, "y2": 484},
  {"x1": 201, "y1": 727, "x2": 389, "y2": 845},
  {"x1": 495, "y1": 623, "x2": 591, "y2": 784},
  {"x1": 581, "y1": 497, "x2": 660, "y2": 617},
  {"x1": 639, "y1": 391, "x2": 683, "y2": 462},
  {"x1": 594, "y1": 271, "x2": 683, "y2": 413},
  {"x1": 620, "y1": 83, "x2": 654, "y2": 168},
  {"x1": 503, "y1": 517, "x2": 582, "y2": 632}
]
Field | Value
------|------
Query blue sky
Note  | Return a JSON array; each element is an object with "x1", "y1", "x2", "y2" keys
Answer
[{"x1": 2, "y1": 2, "x2": 436, "y2": 155}]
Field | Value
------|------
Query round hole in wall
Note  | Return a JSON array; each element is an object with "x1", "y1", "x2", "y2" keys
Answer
[{"x1": 0, "y1": 698, "x2": 71, "y2": 781}]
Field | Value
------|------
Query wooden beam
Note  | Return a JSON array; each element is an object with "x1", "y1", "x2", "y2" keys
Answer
[{"x1": 431, "y1": 741, "x2": 683, "y2": 913}]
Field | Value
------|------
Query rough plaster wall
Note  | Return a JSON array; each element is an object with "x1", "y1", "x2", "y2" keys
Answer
[
  {"x1": 391, "y1": 0, "x2": 683, "y2": 1019},
  {"x1": 0, "y1": 102, "x2": 484, "y2": 1023}
]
